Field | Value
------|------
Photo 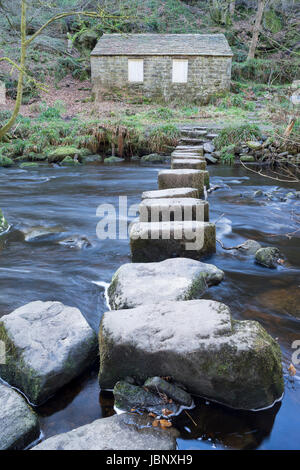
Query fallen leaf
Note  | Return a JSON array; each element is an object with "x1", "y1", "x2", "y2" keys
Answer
[
  {"x1": 288, "y1": 363, "x2": 296, "y2": 376},
  {"x1": 152, "y1": 420, "x2": 159, "y2": 427},
  {"x1": 162, "y1": 408, "x2": 173, "y2": 417},
  {"x1": 277, "y1": 259, "x2": 285, "y2": 265},
  {"x1": 159, "y1": 419, "x2": 172, "y2": 428},
  {"x1": 148, "y1": 412, "x2": 157, "y2": 418}
]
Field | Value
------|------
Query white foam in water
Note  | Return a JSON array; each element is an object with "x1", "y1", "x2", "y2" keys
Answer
[
  {"x1": 92, "y1": 281, "x2": 111, "y2": 310},
  {"x1": 114, "y1": 400, "x2": 195, "y2": 419},
  {"x1": 216, "y1": 217, "x2": 232, "y2": 237},
  {"x1": 0, "y1": 267, "x2": 31, "y2": 274}
]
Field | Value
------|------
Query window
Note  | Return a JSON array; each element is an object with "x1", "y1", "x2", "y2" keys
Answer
[
  {"x1": 172, "y1": 59, "x2": 188, "y2": 83},
  {"x1": 128, "y1": 59, "x2": 144, "y2": 82}
]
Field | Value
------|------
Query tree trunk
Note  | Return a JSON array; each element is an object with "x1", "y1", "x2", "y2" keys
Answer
[
  {"x1": 0, "y1": 0, "x2": 26, "y2": 140},
  {"x1": 229, "y1": 0, "x2": 235, "y2": 17},
  {"x1": 247, "y1": 0, "x2": 266, "y2": 61}
]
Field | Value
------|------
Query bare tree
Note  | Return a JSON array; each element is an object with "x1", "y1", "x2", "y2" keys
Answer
[
  {"x1": 247, "y1": 0, "x2": 266, "y2": 60},
  {"x1": 0, "y1": 0, "x2": 121, "y2": 141}
]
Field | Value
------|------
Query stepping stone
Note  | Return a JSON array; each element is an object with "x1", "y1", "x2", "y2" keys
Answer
[
  {"x1": 181, "y1": 130, "x2": 207, "y2": 138},
  {"x1": 139, "y1": 198, "x2": 209, "y2": 222},
  {"x1": 158, "y1": 169, "x2": 208, "y2": 196},
  {"x1": 180, "y1": 138, "x2": 205, "y2": 144},
  {"x1": 206, "y1": 133, "x2": 219, "y2": 140},
  {"x1": 171, "y1": 158, "x2": 207, "y2": 170},
  {"x1": 0, "y1": 384, "x2": 40, "y2": 450},
  {"x1": 175, "y1": 145, "x2": 204, "y2": 155},
  {"x1": 142, "y1": 187, "x2": 199, "y2": 200},
  {"x1": 107, "y1": 257, "x2": 224, "y2": 309},
  {"x1": 32, "y1": 413, "x2": 177, "y2": 450},
  {"x1": 204, "y1": 154, "x2": 218, "y2": 164},
  {"x1": 129, "y1": 220, "x2": 216, "y2": 262},
  {"x1": 99, "y1": 299, "x2": 284, "y2": 410},
  {"x1": 0, "y1": 301, "x2": 98, "y2": 405},
  {"x1": 171, "y1": 152, "x2": 204, "y2": 159},
  {"x1": 203, "y1": 142, "x2": 215, "y2": 153}
]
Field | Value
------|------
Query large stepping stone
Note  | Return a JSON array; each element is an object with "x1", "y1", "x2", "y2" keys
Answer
[
  {"x1": 142, "y1": 187, "x2": 199, "y2": 200},
  {"x1": 172, "y1": 158, "x2": 207, "y2": 170},
  {"x1": 0, "y1": 384, "x2": 40, "y2": 450},
  {"x1": 0, "y1": 301, "x2": 98, "y2": 405},
  {"x1": 99, "y1": 299, "x2": 284, "y2": 410},
  {"x1": 129, "y1": 220, "x2": 216, "y2": 262},
  {"x1": 32, "y1": 413, "x2": 177, "y2": 450},
  {"x1": 108, "y1": 257, "x2": 224, "y2": 309},
  {"x1": 181, "y1": 130, "x2": 207, "y2": 138},
  {"x1": 158, "y1": 169, "x2": 209, "y2": 196},
  {"x1": 174, "y1": 145, "x2": 204, "y2": 155},
  {"x1": 139, "y1": 198, "x2": 209, "y2": 222}
]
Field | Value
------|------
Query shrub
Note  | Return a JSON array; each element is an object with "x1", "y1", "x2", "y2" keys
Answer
[
  {"x1": 232, "y1": 59, "x2": 299, "y2": 85},
  {"x1": 214, "y1": 124, "x2": 262, "y2": 150}
]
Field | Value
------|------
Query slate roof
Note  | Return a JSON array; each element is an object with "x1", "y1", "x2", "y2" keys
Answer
[{"x1": 91, "y1": 34, "x2": 233, "y2": 57}]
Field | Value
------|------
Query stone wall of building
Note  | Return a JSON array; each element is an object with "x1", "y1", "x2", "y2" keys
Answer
[{"x1": 91, "y1": 55, "x2": 232, "y2": 103}]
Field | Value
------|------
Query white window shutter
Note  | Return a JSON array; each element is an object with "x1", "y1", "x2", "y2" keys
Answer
[
  {"x1": 128, "y1": 59, "x2": 144, "y2": 82},
  {"x1": 172, "y1": 59, "x2": 188, "y2": 83}
]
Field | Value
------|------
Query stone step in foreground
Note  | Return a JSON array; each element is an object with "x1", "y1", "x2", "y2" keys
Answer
[
  {"x1": 0, "y1": 301, "x2": 98, "y2": 405},
  {"x1": 142, "y1": 187, "x2": 199, "y2": 200},
  {"x1": 130, "y1": 220, "x2": 216, "y2": 262},
  {"x1": 158, "y1": 169, "x2": 209, "y2": 194},
  {"x1": 108, "y1": 257, "x2": 224, "y2": 309},
  {"x1": 99, "y1": 299, "x2": 284, "y2": 411},
  {"x1": 172, "y1": 158, "x2": 207, "y2": 170},
  {"x1": 175, "y1": 145, "x2": 204, "y2": 154},
  {"x1": 0, "y1": 383, "x2": 40, "y2": 450},
  {"x1": 32, "y1": 413, "x2": 177, "y2": 450},
  {"x1": 139, "y1": 198, "x2": 209, "y2": 222}
]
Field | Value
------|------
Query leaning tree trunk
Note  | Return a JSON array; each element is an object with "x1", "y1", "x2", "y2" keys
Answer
[{"x1": 247, "y1": 0, "x2": 266, "y2": 61}]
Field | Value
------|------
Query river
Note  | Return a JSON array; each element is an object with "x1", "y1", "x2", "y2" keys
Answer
[{"x1": 0, "y1": 162, "x2": 299, "y2": 450}]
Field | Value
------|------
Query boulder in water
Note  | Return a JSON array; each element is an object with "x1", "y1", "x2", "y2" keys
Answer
[
  {"x1": 32, "y1": 413, "x2": 177, "y2": 450},
  {"x1": 255, "y1": 247, "x2": 283, "y2": 268},
  {"x1": 0, "y1": 384, "x2": 40, "y2": 450},
  {"x1": 99, "y1": 299, "x2": 284, "y2": 410},
  {"x1": 108, "y1": 258, "x2": 224, "y2": 309},
  {"x1": 0, "y1": 301, "x2": 98, "y2": 405}
]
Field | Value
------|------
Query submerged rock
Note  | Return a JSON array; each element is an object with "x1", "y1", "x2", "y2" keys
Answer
[
  {"x1": 57, "y1": 235, "x2": 92, "y2": 249},
  {"x1": 0, "y1": 209, "x2": 9, "y2": 234},
  {"x1": 113, "y1": 381, "x2": 180, "y2": 416},
  {"x1": 108, "y1": 258, "x2": 224, "y2": 309},
  {"x1": 0, "y1": 301, "x2": 98, "y2": 405},
  {"x1": 238, "y1": 239, "x2": 262, "y2": 255},
  {"x1": 19, "y1": 162, "x2": 39, "y2": 168},
  {"x1": 255, "y1": 247, "x2": 282, "y2": 269},
  {"x1": 0, "y1": 384, "x2": 40, "y2": 450},
  {"x1": 21, "y1": 225, "x2": 65, "y2": 242},
  {"x1": 144, "y1": 377, "x2": 192, "y2": 407},
  {"x1": 240, "y1": 155, "x2": 255, "y2": 162},
  {"x1": 32, "y1": 413, "x2": 177, "y2": 450},
  {"x1": 99, "y1": 299, "x2": 284, "y2": 410},
  {"x1": 104, "y1": 156, "x2": 125, "y2": 164}
]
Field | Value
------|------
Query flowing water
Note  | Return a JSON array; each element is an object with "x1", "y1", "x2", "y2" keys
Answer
[{"x1": 0, "y1": 163, "x2": 299, "y2": 450}]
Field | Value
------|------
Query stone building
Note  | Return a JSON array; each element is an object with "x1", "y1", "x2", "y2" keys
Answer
[{"x1": 91, "y1": 34, "x2": 233, "y2": 103}]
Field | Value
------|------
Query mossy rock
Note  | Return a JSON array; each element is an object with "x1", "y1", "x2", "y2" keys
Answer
[
  {"x1": 104, "y1": 156, "x2": 125, "y2": 164},
  {"x1": 61, "y1": 156, "x2": 80, "y2": 166},
  {"x1": 19, "y1": 162, "x2": 39, "y2": 169},
  {"x1": 81, "y1": 154, "x2": 102, "y2": 164},
  {"x1": 0, "y1": 155, "x2": 13, "y2": 167},
  {"x1": 47, "y1": 146, "x2": 81, "y2": 163},
  {"x1": 240, "y1": 155, "x2": 255, "y2": 162},
  {"x1": 140, "y1": 153, "x2": 168, "y2": 163},
  {"x1": 255, "y1": 247, "x2": 282, "y2": 269},
  {"x1": 0, "y1": 209, "x2": 9, "y2": 234}
]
